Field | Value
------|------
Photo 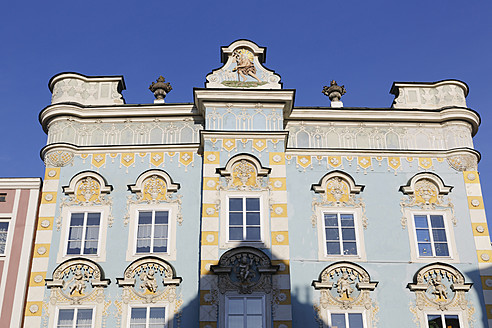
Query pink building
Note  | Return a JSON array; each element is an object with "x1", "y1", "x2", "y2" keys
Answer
[{"x1": 0, "y1": 178, "x2": 41, "y2": 327}]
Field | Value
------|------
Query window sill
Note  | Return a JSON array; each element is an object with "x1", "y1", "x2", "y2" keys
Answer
[{"x1": 220, "y1": 240, "x2": 269, "y2": 249}]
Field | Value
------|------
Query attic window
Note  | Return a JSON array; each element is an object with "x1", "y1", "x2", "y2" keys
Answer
[{"x1": 0, "y1": 194, "x2": 6, "y2": 202}]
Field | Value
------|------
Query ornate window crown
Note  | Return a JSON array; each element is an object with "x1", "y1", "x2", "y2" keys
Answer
[
  {"x1": 63, "y1": 171, "x2": 113, "y2": 204},
  {"x1": 216, "y1": 154, "x2": 271, "y2": 191}
]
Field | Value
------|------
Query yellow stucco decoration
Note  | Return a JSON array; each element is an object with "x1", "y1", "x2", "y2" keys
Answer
[
  {"x1": 91, "y1": 153, "x2": 106, "y2": 168},
  {"x1": 328, "y1": 156, "x2": 342, "y2": 168},
  {"x1": 297, "y1": 155, "x2": 311, "y2": 168},
  {"x1": 150, "y1": 152, "x2": 164, "y2": 166},
  {"x1": 325, "y1": 177, "x2": 350, "y2": 202},
  {"x1": 418, "y1": 157, "x2": 433, "y2": 169},
  {"x1": 121, "y1": 153, "x2": 135, "y2": 167},
  {"x1": 232, "y1": 160, "x2": 257, "y2": 187},
  {"x1": 414, "y1": 179, "x2": 438, "y2": 205},
  {"x1": 223, "y1": 138, "x2": 236, "y2": 152},
  {"x1": 142, "y1": 176, "x2": 167, "y2": 202},
  {"x1": 357, "y1": 156, "x2": 372, "y2": 169},
  {"x1": 179, "y1": 152, "x2": 193, "y2": 166},
  {"x1": 252, "y1": 139, "x2": 267, "y2": 152},
  {"x1": 76, "y1": 177, "x2": 102, "y2": 203}
]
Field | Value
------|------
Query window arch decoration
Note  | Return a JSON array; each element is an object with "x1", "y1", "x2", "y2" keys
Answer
[
  {"x1": 124, "y1": 169, "x2": 182, "y2": 226},
  {"x1": 216, "y1": 153, "x2": 271, "y2": 191},
  {"x1": 310, "y1": 171, "x2": 366, "y2": 228},
  {"x1": 116, "y1": 256, "x2": 182, "y2": 304},
  {"x1": 57, "y1": 171, "x2": 113, "y2": 230},
  {"x1": 399, "y1": 172, "x2": 455, "y2": 229},
  {"x1": 407, "y1": 263, "x2": 473, "y2": 327},
  {"x1": 45, "y1": 258, "x2": 110, "y2": 304},
  {"x1": 312, "y1": 262, "x2": 379, "y2": 327}
]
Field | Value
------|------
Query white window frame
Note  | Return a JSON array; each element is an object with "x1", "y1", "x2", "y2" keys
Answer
[
  {"x1": 121, "y1": 302, "x2": 175, "y2": 328},
  {"x1": 127, "y1": 305, "x2": 168, "y2": 328},
  {"x1": 134, "y1": 210, "x2": 170, "y2": 254},
  {"x1": 126, "y1": 203, "x2": 177, "y2": 261},
  {"x1": 65, "y1": 212, "x2": 102, "y2": 257},
  {"x1": 0, "y1": 218, "x2": 10, "y2": 257},
  {"x1": 315, "y1": 207, "x2": 366, "y2": 261},
  {"x1": 224, "y1": 293, "x2": 268, "y2": 328},
  {"x1": 405, "y1": 209, "x2": 458, "y2": 263},
  {"x1": 53, "y1": 306, "x2": 96, "y2": 328},
  {"x1": 57, "y1": 206, "x2": 109, "y2": 263},
  {"x1": 219, "y1": 190, "x2": 270, "y2": 249},
  {"x1": 423, "y1": 311, "x2": 464, "y2": 328},
  {"x1": 326, "y1": 310, "x2": 367, "y2": 328}
]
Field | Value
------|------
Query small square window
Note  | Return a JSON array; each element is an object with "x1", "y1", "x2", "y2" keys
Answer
[
  {"x1": 228, "y1": 197, "x2": 261, "y2": 242},
  {"x1": 57, "y1": 308, "x2": 94, "y2": 328},
  {"x1": 136, "y1": 210, "x2": 169, "y2": 254},
  {"x1": 130, "y1": 306, "x2": 166, "y2": 328},
  {"x1": 66, "y1": 212, "x2": 101, "y2": 256},
  {"x1": 0, "y1": 193, "x2": 6, "y2": 202}
]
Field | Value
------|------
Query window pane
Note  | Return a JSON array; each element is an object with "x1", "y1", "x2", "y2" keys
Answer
[
  {"x1": 324, "y1": 214, "x2": 338, "y2": 226},
  {"x1": 149, "y1": 307, "x2": 166, "y2": 324},
  {"x1": 418, "y1": 243, "x2": 433, "y2": 256},
  {"x1": 414, "y1": 215, "x2": 428, "y2": 228},
  {"x1": 83, "y1": 240, "x2": 98, "y2": 255},
  {"x1": 229, "y1": 212, "x2": 243, "y2": 226},
  {"x1": 57, "y1": 309, "x2": 74, "y2": 327},
  {"x1": 86, "y1": 213, "x2": 100, "y2": 226},
  {"x1": 348, "y1": 313, "x2": 364, "y2": 328},
  {"x1": 85, "y1": 226, "x2": 99, "y2": 241},
  {"x1": 130, "y1": 307, "x2": 147, "y2": 325},
  {"x1": 154, "y1": 211, "x2": 168, "y2": 224},
  {"x1": 246, "y1": 298, "x2": 262, "y2": 314},
  {"x1": 138, "y1": 212, "x2": 153, "y2": 225},
  {"x1": 430, "y1": 215, "x2": 445, "y2": 228},
  {"x1": 246, "y1": 198, "x2": 260, "y2": 211},
  {"x1": 67, "y1": 241, "x2": 82, "y2": 255},
  {"x1": 325, "y1": 228, "x2": 339, "y2": 241},
  {"x1": 228, "y1": 298, "x2": 244, "y2": 314},
  {"x1": 246, "y1": 212, "x2": 260, "y2": 225},
  {"x1": 432, "y1": 229, "x2": 447, "y2": 242},
  {"x1": 444, "y1": 315, "x2": 460, "y2": 328},
  {"x1": 76, "y1": 309, "x2": 93, "y2": 327},
  {"x1": 341, "y1": 228, "x2": 355, "y2": 241},
  {"x1": 331, "y1": 313, "x2": 346, "y2": 328},
  {"x1": 0, "y1": 222, "x2": 8, "y2": 232},
  {"x1": 343, "y1": 242, "x2": 357, "y2": 255},
  {"x1": 340, "y1": 214, "x2": 354, "y2": 226},
  {"x1": 70, "y1": 213, "x2": 85, "y2": 226},
  {"x1": 136, "y1": 239, "x2": 151, "y2": 253},
  {"x1": 153, "y1": 238, "x2": 167, "y2": 253},
  {"x1": 228, "y1": 316, "x2": 244, "y2": 328},
  {"x1": 416, "y1": 229, "x2": 431, "y2": 242},
  {"x1": 434, "y1": 243, "x2": 449, "y2": 257},
  {"x1": 427, "y1": 314, "x2": 443, "y2": 328},
  {"x1": 229, "y1": 227, "x2": 243, "y2": 240},
  {"x1": 246, "y1": 227, "x2": 260, "y2": 241},
  {"x1": 327, "y1": 242, "x2": 341, "y2": 255},
  {"x1": 137, "y1": 225, "x2": 152, "y2": 238},
  {"x1": 246, "y1": 315, "x2": 263, "y2": 327},
  {"x1": 154, "y1": 225, "x2": 168, "y2": 239},
  {"x1": 229, "y1": 198, "x2": 243, "y2": 211}
]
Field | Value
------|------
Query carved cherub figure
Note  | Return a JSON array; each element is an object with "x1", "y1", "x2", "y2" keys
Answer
[
  {"x1": 64, "y1": 269, "x2": 90, "y2": 296},
  {"x1": 336, "y1": 272, "x2": 355, "y2": 299},
  {"x1": 140, "y1": 269, "x2": 158, "y2": 293},
  {"x1": 429, "y1": 275, "x2": 448, "y2": 300},
  {"x1": 236, "y1": 255, "x2": 253, "y2": 283}
]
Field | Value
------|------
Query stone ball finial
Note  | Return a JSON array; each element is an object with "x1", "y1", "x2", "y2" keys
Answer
[
  {"x1": 322, "y1": 80, "x2": 346, "y2": 102},
  {"x1": 149, "y1": 76, "x2": 172, "y2": 102}
]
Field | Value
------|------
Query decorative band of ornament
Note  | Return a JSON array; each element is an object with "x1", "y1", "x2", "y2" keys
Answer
[{"x1": 44, "y1": 150, "x2": 74, "y2": 167}]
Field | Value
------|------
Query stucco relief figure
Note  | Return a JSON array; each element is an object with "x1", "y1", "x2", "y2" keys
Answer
[
  {"x1": 64, "y1": 269, "x2": 90, "y2": 296},
  {"x1": 232, "y1": 49, "x2": 262, "y2": 82},
  {"x1": 429, "y1": 275, "x2": 448, "y2": 301},
  {"x1": 235, "y1": 255, "x2": 255, "y2": 283},
  {"x1": 140, "y1": 269, "x2": 158, "y2": 293},
  {"x1": 336, "y1": 273, "x2": 355, "y2": 300}
]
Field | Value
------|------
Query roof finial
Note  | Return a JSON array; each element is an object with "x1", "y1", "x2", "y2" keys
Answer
[
  {"x1": 322, "y1": 80, "x2": 346, "y2": 107},
  {"x1": 149, "y1": 76, "x2": 172, "y2": 103}
]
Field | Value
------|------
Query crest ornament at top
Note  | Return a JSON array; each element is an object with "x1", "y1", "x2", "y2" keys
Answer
[
  {"x1": 322, "y1": 80, "x2": 346, "y2": 102},
  {"x1": 149, "y1": 76, "x2": 172, "y2": 102}
]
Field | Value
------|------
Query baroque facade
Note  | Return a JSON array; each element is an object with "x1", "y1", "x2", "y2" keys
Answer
[{"x1": 22, "y1": 40, "x2": 492, "y2": 328}]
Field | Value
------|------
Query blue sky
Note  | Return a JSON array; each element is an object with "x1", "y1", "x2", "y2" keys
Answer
[{"x1": 1, "y1": 0, "x2": 491, "y2": 223}]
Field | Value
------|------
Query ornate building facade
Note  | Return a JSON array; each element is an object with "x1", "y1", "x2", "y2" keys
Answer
[{"x1": 22, "y1": 40, "x2": 492, "y2": 327}]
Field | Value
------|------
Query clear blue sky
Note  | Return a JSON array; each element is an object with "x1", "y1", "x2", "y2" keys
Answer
[{"x1": 1, "y1": 0, "x2": 491, "y2": 224}]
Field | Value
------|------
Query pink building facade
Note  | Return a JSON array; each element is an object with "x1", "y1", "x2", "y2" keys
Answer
[{"x1": 0, "y1": 178, "x2": 41, "y2": 327}]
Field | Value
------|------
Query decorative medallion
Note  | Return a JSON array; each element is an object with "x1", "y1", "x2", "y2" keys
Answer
[{"x1": 44, "y1": 150, "x2": 74, "y2": 167}]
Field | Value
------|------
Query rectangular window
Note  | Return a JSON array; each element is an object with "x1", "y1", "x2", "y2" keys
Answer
[
  {"x1": 228, "y1": 197, "x2": 261, "y2": 242},
  {"x1": 66, "y1": 212, "x2": 101, "y2": 255},
  {"x1": 324, "y1": 213, "x2": 357, "y2": 256},
  {"x1": 414, "y1": 214, "x2": 449, "y2": 257},
  {"x1": 57, "y1": 308, "x2": 93, "y2": 328},
  {"x1": 136, "y1": 211, "x2": 169, "y2": 254},
  {"x1": 0, "y1": 221, "x2": 8, "y2": 255},
  {"x1": 427, "y1": 314, "x2": 460, "y2": 328},
  {"x1": 328, "y1": 312, "x2": 364, "y2": 328},
  {"x1": 226, "y1": 295, "x2": 265, "y2": 328},
  {"x1": 0, "y1": 193, "x2": 6, "y2": 202},
  {"x1": 130, "y1": 306, "x2": 166, "y2": 328}
]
